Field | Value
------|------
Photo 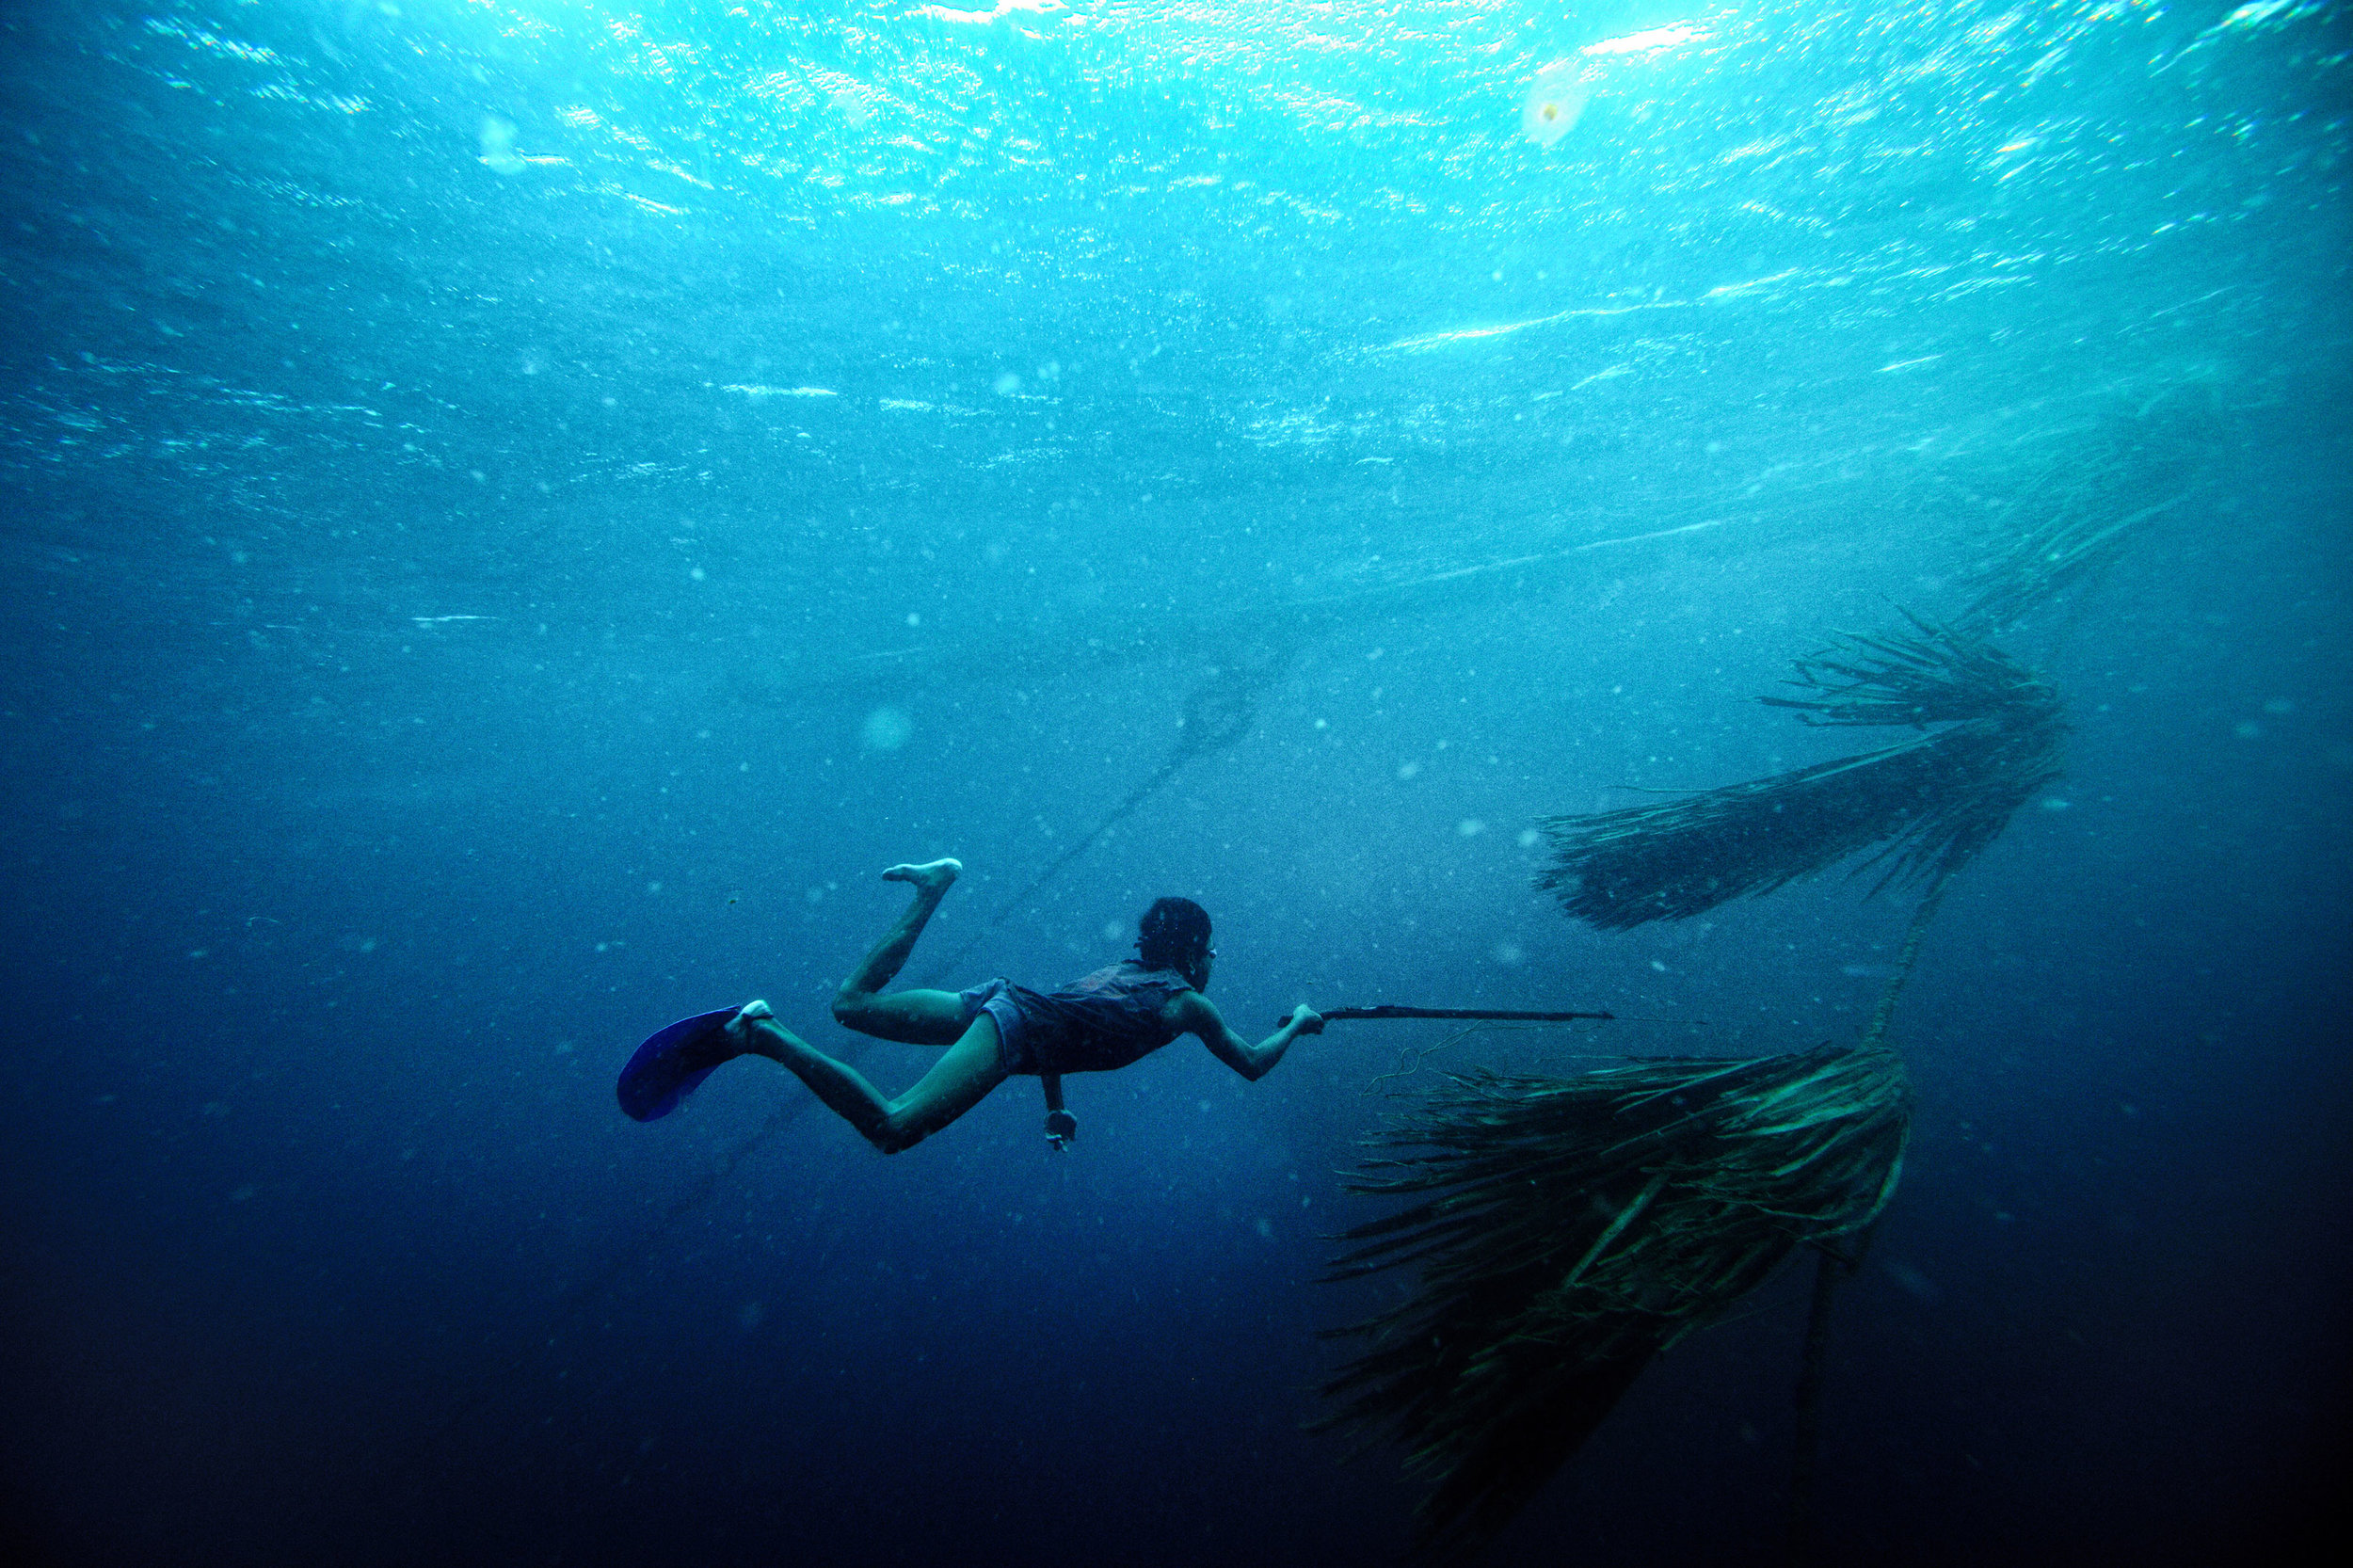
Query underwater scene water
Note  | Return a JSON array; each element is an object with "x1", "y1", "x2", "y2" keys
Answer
[{"x1": 3, "y1": 2, "x2": 2345, "y2": 1564}]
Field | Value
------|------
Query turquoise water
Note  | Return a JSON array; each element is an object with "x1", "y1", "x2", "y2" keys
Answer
[{"x1": 3, "y1": 3, "x2": 2345, "y2": 1564}]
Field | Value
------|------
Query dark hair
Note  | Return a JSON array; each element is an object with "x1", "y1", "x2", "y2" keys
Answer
[{"x1": 1137, "y1": 896, "x2": 1211, "y2": 978}]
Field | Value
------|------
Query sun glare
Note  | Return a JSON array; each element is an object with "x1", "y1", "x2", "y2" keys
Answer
[{"x1": 1520, "y1": 63, "x2": 1591, "y2": 148}]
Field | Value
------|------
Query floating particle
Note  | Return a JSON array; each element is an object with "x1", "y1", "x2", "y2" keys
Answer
[{"x1": 863, "y1": 706, "x2": 914, "y2": 750}]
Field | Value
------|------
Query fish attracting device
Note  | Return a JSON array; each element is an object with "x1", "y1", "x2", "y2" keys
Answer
[
  {"x1": 1316, "y1": 390, "x2": 2222, "y2": 1558},
  {"x1": 1317, "y1": 611, "x2": 2096, "y2": 1557}
]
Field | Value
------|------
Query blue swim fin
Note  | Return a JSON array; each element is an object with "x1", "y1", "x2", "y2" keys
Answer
[{"x1": 616, "y1": 1007, "x2": 741, "y2": 1122}]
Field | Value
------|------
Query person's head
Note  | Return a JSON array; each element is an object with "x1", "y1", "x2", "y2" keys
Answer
[{"x1": 1137, "y1": 896, "x2": 1213, "y2": 988}]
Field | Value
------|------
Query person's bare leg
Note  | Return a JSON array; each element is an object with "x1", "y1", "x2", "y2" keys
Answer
[
  {"x1": 729, "y1": 1001, "x2": 1005, "y2": 1154},
  {"x1": 831, "y1": 858, "x2": 968, "y2": 1045}
]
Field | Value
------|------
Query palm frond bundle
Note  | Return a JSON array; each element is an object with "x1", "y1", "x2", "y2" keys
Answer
[
  {"x1": 1950, "y1": 386, "x2": 2218, "y2": 632},
  {"x1": 1535, "y1": 617, "x2": 2063, "y2": 930},
  {"x1": 1320, "y1": 1044, "x2": 1910, "y2": 1560},
  {"x1": 1953, "y1": 488, "x2": 2187, "y2": 633}
]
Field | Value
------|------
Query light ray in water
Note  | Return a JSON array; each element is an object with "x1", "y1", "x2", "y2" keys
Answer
[{"x1": 1375, "y1": 299, "x2": 1684, "y2": 354}]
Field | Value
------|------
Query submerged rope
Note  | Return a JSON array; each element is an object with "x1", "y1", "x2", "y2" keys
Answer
[
  {"x1": 1785, "y1": 1224, "x2": 1876, "y2": 1565},
  {"x1": 915, "y1": 652, "x2": 1285, "y2": 984},
  {"x1": 1785, "y1": 863, "x2": 1957, "y2": 1560},
  {"x1": 1862, "y1": 864, "x2": 1961, "y2": 1050}
]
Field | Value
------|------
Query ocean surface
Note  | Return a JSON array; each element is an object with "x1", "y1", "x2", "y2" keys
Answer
[{"x1": 3, "y1": 3, "x2": 2345, "y2": 1564}]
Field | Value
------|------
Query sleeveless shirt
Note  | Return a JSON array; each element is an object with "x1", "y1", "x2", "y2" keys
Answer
[{"x1": 995, "y1": 962, "x2": 1194, "y2": 1075}]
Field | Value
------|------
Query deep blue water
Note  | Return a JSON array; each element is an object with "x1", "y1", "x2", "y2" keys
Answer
[{"x1": 3, "y1": 3, "x2": 2347, "y2": 1564}]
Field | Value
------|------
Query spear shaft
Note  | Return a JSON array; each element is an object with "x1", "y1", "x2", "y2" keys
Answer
[{"x1": 1275, "y1": 1004, "x2": 1614, "y2": 1026}]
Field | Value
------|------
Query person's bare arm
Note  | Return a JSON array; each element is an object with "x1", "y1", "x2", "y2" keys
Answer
[{"x1": 1172, "y1": 993, "x2": 1322, "y2": 1082}]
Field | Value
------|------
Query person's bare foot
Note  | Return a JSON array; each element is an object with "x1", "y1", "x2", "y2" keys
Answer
[
  {"x1": 882, "y1": 857, "x2": 961, "y2": 893},
  {"x1": 726, "y1": 999, "x2": 783, "y2": 1060}
]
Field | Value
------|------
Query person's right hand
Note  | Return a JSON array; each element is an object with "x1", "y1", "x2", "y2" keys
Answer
[{"x1": 1290, "y1": 1005, "x2": 1325, "y2": 1035}]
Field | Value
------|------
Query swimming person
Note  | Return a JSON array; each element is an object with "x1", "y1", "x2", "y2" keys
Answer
[{"x1": 712, "y1": 858, "x2": 1322, "y2": 1152}]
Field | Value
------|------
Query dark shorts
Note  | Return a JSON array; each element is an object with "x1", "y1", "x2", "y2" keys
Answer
[{"x1": 956, "y1": 979, "x2": 1034, "y2": 1074}]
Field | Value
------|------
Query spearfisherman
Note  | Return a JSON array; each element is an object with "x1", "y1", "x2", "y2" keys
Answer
[{"x1": 653, "y1": 858, "x2": 1323, "y2": 1152}]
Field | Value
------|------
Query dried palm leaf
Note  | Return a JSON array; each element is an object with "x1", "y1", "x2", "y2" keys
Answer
[
  {"x1": 1950, "y1": 385, "x2": 2219, "y2": 632},
  {"x1": 1954, "y1": 490, "x2": 2188, "y2": 632},
  {"x1": 1320, "y1": 1044, "x2": 1911, "y2": 1560},
  {"x1": 1536, "y1": 617, "x2": 2063, "y2": 930}
]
